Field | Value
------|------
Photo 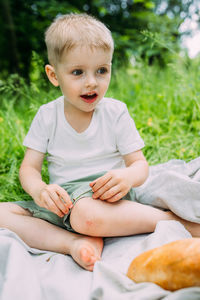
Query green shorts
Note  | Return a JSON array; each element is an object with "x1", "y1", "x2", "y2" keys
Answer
[{"x1": 16, "y1": 172, "x2": 136, "y2": 233}]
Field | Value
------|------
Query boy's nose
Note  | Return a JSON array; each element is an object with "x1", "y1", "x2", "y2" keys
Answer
[{"x1": 85, "y1": 75, "x2": 97, "y2": 89}]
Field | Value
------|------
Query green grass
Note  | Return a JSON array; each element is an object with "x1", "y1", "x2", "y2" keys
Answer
[{"x1": 0, "y1": 59, "x2": 200, "y2": 202}]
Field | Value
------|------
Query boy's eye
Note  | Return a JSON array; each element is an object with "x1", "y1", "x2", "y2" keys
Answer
[
  {"x1": 97, "y1": 67, "x2": 108, "y2": 74},
  {"x1": 72, "y1": 69, "x2": 83, "y2": 76}
]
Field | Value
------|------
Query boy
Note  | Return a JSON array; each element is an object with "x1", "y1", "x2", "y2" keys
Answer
[{"x1": 0, "y1": 13, "x2": 200, "y2": 272}]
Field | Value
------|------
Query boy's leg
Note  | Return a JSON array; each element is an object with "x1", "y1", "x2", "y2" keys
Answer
[
  {"x1": 70, "y1": 197, "x2": 200, "y2": 237},
  {"x1": 0, "y1": 202, "x2": 103, "y2": 271}
]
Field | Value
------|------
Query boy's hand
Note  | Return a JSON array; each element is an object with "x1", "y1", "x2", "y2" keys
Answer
[
  {"x1": 35, "y1": 184, "x2": 73, "y2": 217},
  {"x1": 90, "y1": 169, "x2": 133, "y2": 203}
]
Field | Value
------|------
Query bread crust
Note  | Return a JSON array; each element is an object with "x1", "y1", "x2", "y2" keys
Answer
[{"x1": 127, "y1": 238, "x2": 200, "y2": 291}]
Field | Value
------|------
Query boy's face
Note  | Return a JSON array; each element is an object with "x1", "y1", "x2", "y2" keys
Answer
[{"x1": 46, "y1": 46, "x2": 112, "y2": 115}]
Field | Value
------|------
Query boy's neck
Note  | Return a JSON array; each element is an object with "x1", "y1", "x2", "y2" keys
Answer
[{"x1": 64, "y1": 102, "x2": 94, "y2": 133}]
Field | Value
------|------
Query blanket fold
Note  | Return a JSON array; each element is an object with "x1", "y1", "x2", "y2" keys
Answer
[{"x1": 135, "y1": 157, "x2": 200, "y2": 223}]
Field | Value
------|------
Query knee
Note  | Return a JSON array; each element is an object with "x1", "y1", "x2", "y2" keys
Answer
[{"x1": 70, "y1": 197, "x2": 103, "y2": 236}]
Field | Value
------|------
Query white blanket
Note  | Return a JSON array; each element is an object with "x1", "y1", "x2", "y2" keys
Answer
[{"x1": 1, "y1": 157, "x2": 200, "y2": 300}]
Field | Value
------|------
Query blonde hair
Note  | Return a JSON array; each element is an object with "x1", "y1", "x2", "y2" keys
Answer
[{"x1": 45, "y1": 13, "x2": 114, "y2": 66}]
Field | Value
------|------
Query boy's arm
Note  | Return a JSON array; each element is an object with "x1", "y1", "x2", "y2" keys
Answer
[
  {"x1": 90, "y1": 150, "x2": 148, "y2": 203},
  {"x1": 19, "y1": 148, "x2": 73, "y2": 217}
]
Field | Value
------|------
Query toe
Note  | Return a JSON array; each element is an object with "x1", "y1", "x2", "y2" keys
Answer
[{"x1": 80, "y1": 247, "x2": 95, "y2": 264}]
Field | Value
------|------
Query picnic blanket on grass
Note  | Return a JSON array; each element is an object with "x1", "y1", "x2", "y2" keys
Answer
[{"x1": 1, "y1": 157, "x2": 200, "y2": 300}]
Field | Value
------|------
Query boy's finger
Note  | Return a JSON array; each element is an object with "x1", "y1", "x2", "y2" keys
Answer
[
  {"x1": 106, "y1": 192, "x2": 123, "y2": 203},
  {"x1": 50, "y1": 190, "x2": 69, "y2": 214},
  {"x1": 89, "y1": 179, "x2": 98, "y2": 187},
  {"x1": 56, "y1": 186, "x2": 73, "y2": 209},
  {"x1": 45, "y1": 197, "x2": 64, "y2": 217},
  {"x1": 92, "y1": 179, "x2": 115, "y2": 199},
  {"x1": 55, "y1": 186, "x2": 73, "y2": 208},
  {"x1": 99, "y1": 185, "x2": 120, "y2": 200},
  {"x1": 90, "y1": 173, "x2": 112, "y2": 192}
]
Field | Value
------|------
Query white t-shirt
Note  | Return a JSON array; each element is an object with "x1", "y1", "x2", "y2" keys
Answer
[{"x1": 23, "y1": 96, "x2": 145, "y2": 185}]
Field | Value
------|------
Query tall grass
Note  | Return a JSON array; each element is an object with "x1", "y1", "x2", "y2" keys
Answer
[
  {"x1": 0, "y1": 58, "x2": 200, "y2": 202},
  {"x1": 108, "y1": 59, "x2": 200, "y2": 163}
]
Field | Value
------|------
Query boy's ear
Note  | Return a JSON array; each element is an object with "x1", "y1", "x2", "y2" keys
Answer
[{"x1": 45, "y1": 64, "x2": 59, "y2": 87}]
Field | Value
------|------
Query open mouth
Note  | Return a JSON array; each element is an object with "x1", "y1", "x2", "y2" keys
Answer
[{"x1": 80, "y1": 93, "x2": 98, "y2": 103}]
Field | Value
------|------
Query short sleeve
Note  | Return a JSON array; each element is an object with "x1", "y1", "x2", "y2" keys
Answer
[
  {"x1": 23, "y1": 107, "x2": 48, "y2": 153},
  {"x1": 115, "y1": 104, "x2": 144, "y2": 155}
]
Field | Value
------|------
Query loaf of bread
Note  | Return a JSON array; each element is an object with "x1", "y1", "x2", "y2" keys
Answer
[{"x1": 127, "y1": 238, "x2": 200, "y2": 291}]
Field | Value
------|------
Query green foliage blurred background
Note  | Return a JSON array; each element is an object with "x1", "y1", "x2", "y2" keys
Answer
[{"x1": 0, "y1": 0, "x2": 199, "y2": 80}]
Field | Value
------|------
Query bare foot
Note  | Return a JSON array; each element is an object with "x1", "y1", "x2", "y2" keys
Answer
[{"x1": 69, "y1": 235, "x2": 103, "y2": 271}]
